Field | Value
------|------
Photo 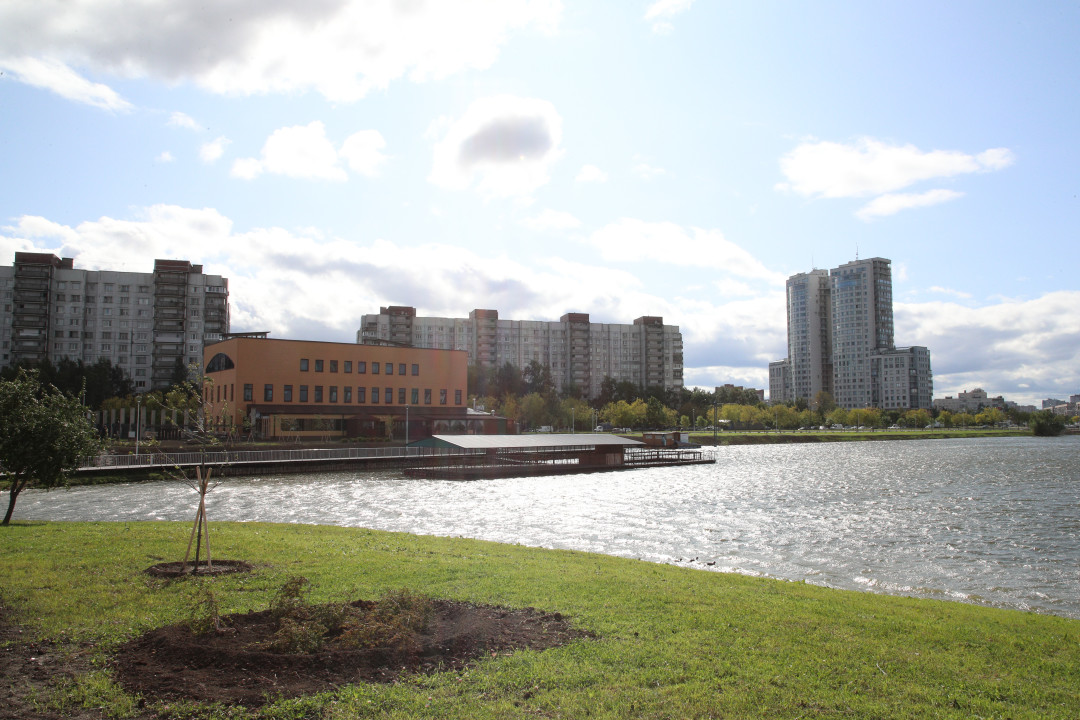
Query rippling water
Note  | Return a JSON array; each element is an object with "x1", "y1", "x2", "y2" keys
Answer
[{"x1": 16, "y1": 436, "x2": 1080, "y2": 618}]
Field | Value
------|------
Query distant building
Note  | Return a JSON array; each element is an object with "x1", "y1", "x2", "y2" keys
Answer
[
  {"x1": 933, "y1": 388, "x2": 1006, "y2": 414},
  {"x1": 768, "y1": 360, "x2": 791, "y2": 405},
  {"x1": 0, "y1": 252, "x2": 228, "y2": 391},
  {"x1": 769, "y1": 257, "x2": 932, "y2": 410},
  {"x1": 202, "y1": 336, "x2": 486, "y2": 440},
  {"x1": 358, "y1": 306, "x2": 683, "y2": 399}
]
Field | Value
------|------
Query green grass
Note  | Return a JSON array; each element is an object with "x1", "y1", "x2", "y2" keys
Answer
[{"x1": 2, "y1": 521, "x2": 1078, "y2": 719}]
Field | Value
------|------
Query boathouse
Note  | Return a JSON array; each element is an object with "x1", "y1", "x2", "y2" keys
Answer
[{"x1": 406, "y1": 433, "x2": 713, "y2": 479}]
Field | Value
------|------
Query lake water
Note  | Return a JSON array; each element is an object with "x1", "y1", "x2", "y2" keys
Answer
[{"x1": 15, "y1": 436, "x2": 1080, "y2": 619}]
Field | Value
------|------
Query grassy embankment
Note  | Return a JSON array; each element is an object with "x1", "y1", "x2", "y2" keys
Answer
[{"x1": 2, "y1": 521, "x2": 1078, "y2": 719}]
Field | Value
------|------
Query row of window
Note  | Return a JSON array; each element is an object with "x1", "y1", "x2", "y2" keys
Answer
[
  {"x1": 299, "y1": 358, "x2": 420, "y2": 376},
  {"x1": 238, "y1": 384, "x2": 460, "y2": 406}
]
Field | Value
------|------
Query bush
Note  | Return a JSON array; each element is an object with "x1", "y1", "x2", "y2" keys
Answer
[
  {"x1": 1030, "y1": 410, "x2": 1067, "y2": 437},
  {"x1": 262, "y1": 578, "x2": 432, "y2": 655}
]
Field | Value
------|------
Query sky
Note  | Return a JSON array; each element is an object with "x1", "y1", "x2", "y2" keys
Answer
[{"x1": 1, "y1": 0, "x2": 1077, "y2": 407}]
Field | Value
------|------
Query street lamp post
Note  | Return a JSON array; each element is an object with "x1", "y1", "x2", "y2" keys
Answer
[
  {"x1": 135, "y1": 397, "x2": 141, "y2": 458},
  {"x1": 571, "y1": 407, "x2": 575, "y2": 434},
  {"x1": 405, "y1": 405, "x2": 409, "y2": 453}
]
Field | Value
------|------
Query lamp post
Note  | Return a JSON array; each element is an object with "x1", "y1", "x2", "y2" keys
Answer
[
  {"x1": 713, "y1": 400, "x2": 718, "y2": 443},
  {"x1": 135, "y1": 397, "x2": 141, "y2": 458},
  {"x1": 405, "y1": 405, "x2": 409, "y2": 453},
  {"x1": 571, "y1": 407, "x2": 575, "y2": 434}
]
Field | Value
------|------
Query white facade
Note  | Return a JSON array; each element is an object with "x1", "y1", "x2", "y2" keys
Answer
[
  {"x1": 359, "y1": 307, "x2": 683, "y2": 399},
  {"x1": 0, "y1": 253, "x2": 228, "y2": 391}
]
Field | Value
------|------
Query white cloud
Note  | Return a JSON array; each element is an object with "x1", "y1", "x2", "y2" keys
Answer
[
  {"x1": 429, "y1": 95, "x2": 564, "y2": 199},
  {"x1": 168, "y1": 111, "x2": 201, "y2": 130},
  {"x1": 340, "y1": 129, "x2": 388, "y2": 177},
  {"x1": 156, "y1": 151, "x2": 175, "y2": 163},
  {"x1": 233, "y1": 122, "x2": 387, "y2": 181},
  {"x1": 230, "y1": 157, "x2": 263, "y2": 181},
  {"x1": 0, "y1": 55, "x2": 131, "y2": 111},
  {"x1": 523, "y1": 209, "x2": 581, "y2": 231},
  {"x1": 644, "y1": 0, "x2": 696, "y2": 34},
  {"x1": 587, "y1": 218, "x2": 785, "y2": 284},
  {"x1": 575, "y1": 164, "x2": 608, "y2": 183},
  {"x1": 0, "y1": 1, "x2": 561, "y2": 103},
  {"x1": 926, "y1": 286, "x2": 973, "y2": 300},
  {"x1": 896, "y1": 293, "x2": 1080, "y2": 406},
  {"x1": 855, "y1": 188, "x2": 964, "y2": 220},
  {"x1": 199, "y1": 136, "x2": 230, "y2": 164},
  {"x1": 777, "y1": 137, "x2": 1014, "y2": 198},
  {"x1": 633, "y1": 160, "x2": 667, "y2": 179}
]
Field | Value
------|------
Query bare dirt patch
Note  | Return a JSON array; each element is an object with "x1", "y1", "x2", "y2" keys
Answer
[
  {"x1": 144, "y1": 559, "x2": 252, "y2": 578},
  {"x1": 113, "y1": 599, "x2": 590, "y2": 708}
]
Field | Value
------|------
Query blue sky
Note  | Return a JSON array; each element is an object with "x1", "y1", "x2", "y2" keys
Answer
[{"x1": 1, "y1": 0, "x2": 1077, "y2": 406}]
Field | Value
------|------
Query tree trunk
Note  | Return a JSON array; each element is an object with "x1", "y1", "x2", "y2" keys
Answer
[{"x1": 2, "y1": 478, "x2": 27, "y2": 526}]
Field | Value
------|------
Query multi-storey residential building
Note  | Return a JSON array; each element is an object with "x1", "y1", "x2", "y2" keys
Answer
[
  {"x1": 830, "y1": 258, "x2": 895, "y2": 409},
  {"x1": 786, "y1": 269, "x2": 833, "y2": 405},
  {"x1": 933, "y1": 388, "x2": 1006, "y2": 414},
  {"x1": 358, "y1": 307, "x2": 683, "y2": 399},
  {"x1": 768, "y1": 359, "x2": 792, "y2": 405},
  {"x1": 770, "y1": 257, "x2": 932, "y2": 411},
  {"x1": 0, "y1": 253, "x2": 228, "y2": 391}
]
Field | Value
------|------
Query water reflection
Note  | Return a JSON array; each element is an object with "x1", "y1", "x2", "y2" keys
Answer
[{"x1": 17, "y1": 436, "x2": 1080, "y2": 618}]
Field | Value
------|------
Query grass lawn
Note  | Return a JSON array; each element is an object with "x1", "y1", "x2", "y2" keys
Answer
[{"x1": 2, "y1": 520, "x2": 1078, "y2": 719}]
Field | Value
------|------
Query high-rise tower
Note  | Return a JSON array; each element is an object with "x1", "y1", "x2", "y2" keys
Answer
[{"x1": 829, "y1": 257, "x2": 893, "y2": 409}]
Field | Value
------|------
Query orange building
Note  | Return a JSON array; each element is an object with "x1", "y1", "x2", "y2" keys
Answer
[{"x1": 203, "y1": 336, "x2": 484, "y2": 440}]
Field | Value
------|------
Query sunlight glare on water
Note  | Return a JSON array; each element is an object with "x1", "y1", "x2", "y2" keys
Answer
[{"x1": 17, "y1": 436, "x2": 1080, "y2": 618}]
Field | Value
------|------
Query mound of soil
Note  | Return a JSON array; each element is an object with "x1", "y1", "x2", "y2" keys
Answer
[
  {"x1": 113, "y1": 600, "x2": 591, "y2": 708},
  {"x1": 145, "y1": 559, "x2": 252, "y2": 578}
]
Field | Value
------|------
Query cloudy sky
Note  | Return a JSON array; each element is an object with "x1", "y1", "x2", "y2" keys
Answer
[{"x1": 1, "y1": 1, "x2": 1077, "y2": 406}]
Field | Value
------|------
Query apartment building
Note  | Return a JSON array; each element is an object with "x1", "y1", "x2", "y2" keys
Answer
[
  {"x1": 0, "y1": 253, "x2": 228, "y2": 391},
  {"x1": 203, "y1": 336, "x2": 479, "y2": 440},
  {"x1": 785, "y1": 269, "x2": 833, "y2": 404},
  {"x1": 770, "y1": 257, "x2": 933, "y2": 411},
  {"x1": 358, "y1": 306, "x2": 683, "y2": 399}
]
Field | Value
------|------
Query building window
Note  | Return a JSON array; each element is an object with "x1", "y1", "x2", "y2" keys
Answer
[
  {"x1": 398, "y1": 363, "x2": 406, "y2": 376},
  {"x1": 284, "y1": 385, "x2": 293, "y2": 402},
  {"x1": 299, "y1": 385, "x2": 309, "y2": 402},
  {"x1": 384, "y1": 388, "x2": 393, "y2": 404},
  {"x1": 424, "y1": 389, "x2": 432, "y2": 405},
  {"x1": 372, "y1": 362, "x2": 379, "y2": 375},
  {"x1": 398, "y1": 388, "x2": 406, "y2": 404},
  {"x1": 440, "y1": 389, "x2": 447, "y2": 405},
  {"x1": 329, "y1": 386, "x2": 338, "y2": 403},
  {"x1": 243, "y1": 384, "x2": 253, "y2": 402},
  {"x1": 455, "y1": 390, "x2": 462, "y2": 405},
  {"x1": 385, "y1": 362, "x2": 393, "y2": 375},
  {"x1": 371, "y1": 387, "x2": 379, "y2": 403},
  {"x1": 315, "y1": 359, "x2": 324, "y2": 372},
  {"x1": 411, "y1": 363, "x2": 419, "y2": 376},
  {"x1": 357, "y1": 361, "x2": 366, "y2": 374},
  {"x1": 357, "y1": 387, "x2": 366, "y2": 403},
  {"x1": 329, "y1": 360, "x2": 338, "y2": 373},
  {"x1": 344, "y1": 387, "x2": 352, "y2": 403},
  {"x1": 314, "y1": 386, "x2": 323, "y2": 402},
  {"x1": 264, "y1": 384, "x2": 273, "y2": 402},
  {"x1": 344, "y1": 361, "x2": 352, "y2": 373},
  {"x1": 300, "y1": 358, "x2": 309, "y2": 371},
  {"x1": 411, "y1": 388, "x2": 419, "y2": 404}
]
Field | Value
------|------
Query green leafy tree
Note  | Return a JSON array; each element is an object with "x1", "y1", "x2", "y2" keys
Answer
[
  {"x1": 0, "y1": 370, "x2": 104, "y2": 525},
  {"x1": 1030, "y1": 410, "x2": 1067, "y2": 437},
  {"x1": 826, "y1": 407, "x2": 849, "y2": 428}
]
